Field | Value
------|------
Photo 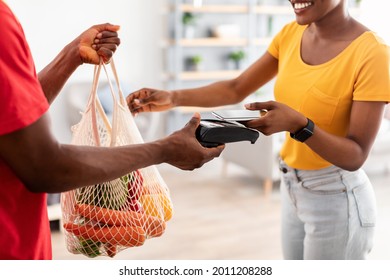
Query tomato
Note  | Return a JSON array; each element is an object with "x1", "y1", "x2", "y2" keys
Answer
[
  {"x1": 127, "y1": 170, "x2": 144, "y2": 201},
  {"x1": 128, "y1": 199, "x2": 144, "y2": 213},
  {"x1": 131, "y1": 170, "x2": 144, "y2": 187}
]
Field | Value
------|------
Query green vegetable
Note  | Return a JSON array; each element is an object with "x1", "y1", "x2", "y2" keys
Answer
[{"x1": 76, "y1": 238, "x2": 102, "y2": 258}]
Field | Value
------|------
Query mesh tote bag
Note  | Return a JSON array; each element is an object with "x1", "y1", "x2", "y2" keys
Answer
[{"x1": 61, "y1": 59, "x2": 173, "y2": 258}]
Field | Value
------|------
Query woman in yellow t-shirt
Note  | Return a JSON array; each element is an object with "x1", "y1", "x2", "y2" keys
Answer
[{"x1": 127, "y1": 0, "x2": 390, "y2": 259}]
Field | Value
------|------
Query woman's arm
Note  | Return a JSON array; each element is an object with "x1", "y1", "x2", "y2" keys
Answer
[
  {"x1": 245, "y1": 100, "x2": 386, "y2": 171},
  {"x1": 174, "y1": 52, "x2": 279, "y2": 107},
  {"x1": 306, "y1": 101, "x2": 385, "y2": 171},
  {"x1": 127, "y1": 52, "x2": 278, "y2": 113}
]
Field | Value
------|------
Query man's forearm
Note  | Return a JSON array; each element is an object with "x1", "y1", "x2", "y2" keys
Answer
[
  {"x1": 38, "y1": 42, "x2": 81, "y2": 104},
  {"x1": 26, "y1": 140, "x2": 168, "y2": 193}
]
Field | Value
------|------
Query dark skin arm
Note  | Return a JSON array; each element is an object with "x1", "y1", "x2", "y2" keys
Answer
[
  {"x1": 244, "y1": 100, "x2": 386, "y2": 171},
  {"x1": 0, "y1": 112, "x2": 223, "y2": 193},
  {"x1": 127, "y1": 52, "x2": 278, "y2": 112}
]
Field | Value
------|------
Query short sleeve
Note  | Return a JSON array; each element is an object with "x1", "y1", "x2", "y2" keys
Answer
[
  {"x1": 353, "y1": 34, "x2": 390, "y2": 102},
  {"x1": 0, "y1": 5, "x2": 49, "y2": 135},
  {"x1": 267, "y1": 29, "x2": 281, "y2": 60}
]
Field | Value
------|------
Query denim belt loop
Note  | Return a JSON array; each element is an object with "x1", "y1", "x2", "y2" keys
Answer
[{"x1": 279, "y1": 159, "x2": 302, "y2": 183}]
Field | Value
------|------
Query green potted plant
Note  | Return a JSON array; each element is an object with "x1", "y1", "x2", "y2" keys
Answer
[
  {"x1": 182, "y1": 12, "x2": 197, "y2": 39},
  {"x1": 182, "y1": 12, "x2": 197, "y2": 25},
  {"x1": 187, "y1": 55, "x2": 203, "y2": 71},
  {"x1": 228, "y1": 50, "x2": 246, "y2": 70}
]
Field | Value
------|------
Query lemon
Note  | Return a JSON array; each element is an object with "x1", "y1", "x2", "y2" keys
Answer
[{"x1": 139, "y1": 194, "x2": 173, "y2": 221}]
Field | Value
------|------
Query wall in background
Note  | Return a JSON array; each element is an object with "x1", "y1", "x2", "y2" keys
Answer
[
  {"x1": 5, "y1": 0, "x2": 167, "y2": 142},
  {"x1": 359, "y1": 0, "x2": 390, "y2": 44}
]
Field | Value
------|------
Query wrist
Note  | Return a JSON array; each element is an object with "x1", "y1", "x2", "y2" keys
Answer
[
  {"x1": 70, "y1": 41, "x2": 84, "y2": 67},
  {"x1": 151, "y1": 138, "x2": 171, "y2": 165},
  {"x1": 290, "y1": 115, "x2": 309, "y2": 134},
  {"x1": 171, "y1": 90, "x2": 180, "y2": 107},
  {"x1": 52, "y1": 42, "x2": 83, "y2": 75}
]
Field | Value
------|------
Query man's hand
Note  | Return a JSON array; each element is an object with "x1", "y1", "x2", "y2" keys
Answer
[
  {"x1": 38, "y1": 23, "x2": 120, "y2": 104},
  {"x1": 78, "y1": 23, "x2": 121, "y2": 64},
  {"x1": 160, "y1": 113, "x2": 224, "y2": 170}
]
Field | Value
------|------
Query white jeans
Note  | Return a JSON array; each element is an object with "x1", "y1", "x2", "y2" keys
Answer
[{"x1": 279, "y1": 160, "x2": 376, "y2": 260}]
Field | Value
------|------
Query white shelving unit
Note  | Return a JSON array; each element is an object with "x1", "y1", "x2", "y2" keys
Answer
[
  {"x1": 165, "y1": 0, "x2": 295, "y2": 90},
  {"x1": 164, "y1": 0, "x2": 361, "y2": 88}
]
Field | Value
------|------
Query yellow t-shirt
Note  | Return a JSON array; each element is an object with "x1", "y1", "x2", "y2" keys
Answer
[{"x1": 268, "y1": 21, "x2": 390, "y2": 170}]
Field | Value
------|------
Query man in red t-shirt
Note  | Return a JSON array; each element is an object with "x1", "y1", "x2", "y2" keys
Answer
[
  {"x1": 0, "y1": 2, "x2": 223, "y2": 259},
  {"x1": 0, "y1": 1, "x2": 120, "y2": 260}
]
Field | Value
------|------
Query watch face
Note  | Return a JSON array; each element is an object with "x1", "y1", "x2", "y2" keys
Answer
[
  {"x1": 290, "y1": 118, "x2": 314, "y2": 142},
  {"x1": 296, "y1": 128, "x2": 313, "y2": 142}
]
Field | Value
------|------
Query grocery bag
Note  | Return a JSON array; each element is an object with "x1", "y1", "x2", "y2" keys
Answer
[{"x1": 61, "y1": 59, "x2": 173, "y2": 258}]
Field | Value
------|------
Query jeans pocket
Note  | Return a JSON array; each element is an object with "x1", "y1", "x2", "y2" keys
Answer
[
  {"x1": 352, "y1": 184, "x2": 377, "y2": 227},
  {"x1": 299, "y1": 169, "x2": 346, "y2": 195}
]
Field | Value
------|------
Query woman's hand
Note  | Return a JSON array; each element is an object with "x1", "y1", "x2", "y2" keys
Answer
[
  {"x1": 244, "y1": 101, "x2": 307, "y2": 135},
  {"x1": 77, "y1": 23, "x2": 121, "y2": 64},
  {"x1": 126, "y1": 88, "x2": 175, "y2": 115}
]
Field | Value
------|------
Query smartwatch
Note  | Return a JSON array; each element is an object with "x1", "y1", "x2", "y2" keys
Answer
[{"x1": 290, "y1": 118, "x2": 314, "y2": 142}]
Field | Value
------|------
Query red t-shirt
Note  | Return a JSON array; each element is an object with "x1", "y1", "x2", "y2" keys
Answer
[{"x1": 0, "y1": 2, "x2": 51, "y2": 259}]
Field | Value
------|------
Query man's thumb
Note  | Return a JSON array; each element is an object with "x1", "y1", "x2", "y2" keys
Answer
[{"x1": 186, "y1": 112, "x2": 201, "y2": 130}]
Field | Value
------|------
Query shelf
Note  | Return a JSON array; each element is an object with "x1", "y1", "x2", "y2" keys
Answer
[
  {"x1": 253, "y1": 37, "x2": 273, "y2": 46},
  {"x1": 178, "y1": 37, "x2": 248, "y2": 47},
  {"x1": 178, "y1": 70, "x2": 242, "y2": 81},
  {"x1": 254, "y1": 5, "x2": 292, "y2": 15},
  {"x1": 169, "y1": 37, "x2": 272, "y2": 47},
  {"x1": 180, "y1": 4, "x2": 248, "y2": 13}
]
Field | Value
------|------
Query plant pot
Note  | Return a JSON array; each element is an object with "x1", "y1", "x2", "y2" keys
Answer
[
  {"x1": 183, "y1": 25, "x2": 195, "y2": 39},
  {"x1": 228, "y1": 60, "x2": 242, "y2": 70},
  {"x1": 190, "y1": 63, "x2": 203, "y2": 72}
]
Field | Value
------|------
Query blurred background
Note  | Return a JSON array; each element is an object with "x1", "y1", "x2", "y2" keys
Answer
[{"x1": 5, "y1": 0, "x2": 390, "y2": 259}]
